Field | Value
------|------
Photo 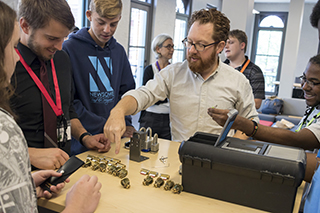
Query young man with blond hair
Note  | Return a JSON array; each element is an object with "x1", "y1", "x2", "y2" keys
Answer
[
  {"x1": 63, "y1": 0, "x2": 135, "y2": 155},
  {"x1": 224, "y1": 29, "x2": 265, "y2": 109}
]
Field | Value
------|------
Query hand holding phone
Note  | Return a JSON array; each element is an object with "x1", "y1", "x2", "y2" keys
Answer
[
  {"x1": 214, "y1": 109, "x2": 238, "y2": 147},
  {"x1": 40, "y1": 156, "x2": 84, "y2": 193}
]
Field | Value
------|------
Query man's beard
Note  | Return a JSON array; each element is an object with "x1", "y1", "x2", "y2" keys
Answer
[
  {"x1": 187, "y1": 50, "x2": 217, "y2": 74},
  {"x1": 28, "y1": 32, "x2": 52, "y2": 61}
]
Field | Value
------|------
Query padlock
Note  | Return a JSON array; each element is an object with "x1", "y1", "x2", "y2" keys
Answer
[
  {"x1": 144, "y1": 127, "x2": 153, "y2": 151},
  {"x1": 151, "y1": 133, "x2": 159, "y2": 152},
  {"x1": 139, "y1": 127, "x2": 152, "y2": 151}
]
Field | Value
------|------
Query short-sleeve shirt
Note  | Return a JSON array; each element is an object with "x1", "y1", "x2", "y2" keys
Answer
[
  {"x1": 286, "y1": 106, "x2": 320, "y2": 212},
  {"x1": 298, "y1": 107, "x2": 320, "y2": 142},
  {"x1": 304, "y1": 161, "x2": 320, "y2": 213},
  {"x1": 0, "y1": 108, "x2": 38, "y2": 212},
  {"x1": 224, "y1": 56, "x2": 265, "y2": 100}
]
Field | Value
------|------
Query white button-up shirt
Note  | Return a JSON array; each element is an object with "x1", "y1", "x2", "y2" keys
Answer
[{"x1": 125, "y1": 58, "x2": 258, "y2": 142}]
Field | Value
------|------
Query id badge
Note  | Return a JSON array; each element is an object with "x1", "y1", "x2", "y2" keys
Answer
[{"x1": 57, "y1": 115, "x2": 71, "y2": 145}]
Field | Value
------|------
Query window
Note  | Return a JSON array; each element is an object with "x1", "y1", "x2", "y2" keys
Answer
[
  {"x1": 173, "y1": 17, "x2": 188, "y2": 63},
  {"x1": 172, "y1": 0, "x2": 191, "y2": 63},
  {"x1": 66, "y1": 0, "x2": 86, "y2": 28},
  {"x1": 176, "y1": 0, "x2": 185, "y2": 13},
  {"x1": 251, "y1": 12, "x2": 288, "y2": 95},
  {"x1": 128, "y1": 1, "x2": 153, "y2": 88}
]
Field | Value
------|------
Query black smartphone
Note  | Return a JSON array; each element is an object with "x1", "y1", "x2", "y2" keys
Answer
[
  {"x1": 40, "y1": 156, "x2": 84, "y2": 193},
  {"x1": 214, "y1": 109, "x2": 238, "y2": 147}
]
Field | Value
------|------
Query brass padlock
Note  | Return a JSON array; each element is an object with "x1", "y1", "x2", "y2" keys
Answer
[
  {"x1": 121, "y1": 178, "x2": 130, "y2": 189},
  {"x1": 143, "y1": 175, "x2": 154, "y2": 186},
  {"x1": 154, "y1": 177, "x2": 164, "y2": 188},
  {"x1": 164, "y1": 180, "x2": 175, "y2": 191},
  {"x1": 118, "y1": 168, "x2": 128, "y2": 178},
  {"x1": 91, "y1": 159, "x2": 100, "y2": 171},
  {"x1": 172, "y1": 184, "x2": 183, "y2": 194}
]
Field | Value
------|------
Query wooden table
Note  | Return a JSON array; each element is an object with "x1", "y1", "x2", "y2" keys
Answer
[{"x1": 38, "y1": 138, "x2": 304, "y2": 213}]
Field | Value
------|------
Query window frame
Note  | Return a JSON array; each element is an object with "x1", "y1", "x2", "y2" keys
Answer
[
  {"x1": 250, "y1": 12, "x2": 288, "y2": 95},
  {"x1": 173, "y1": 13, "x2": 189, "y2": 63},
  {"x1": 128, "y1": 0, "x2": 153, "y2": 87},
  {"x1": 173, "y1": 0, "x2": 192, "y2": 63},
  {"x1": 83, "y1": 0, "x2": 90, "y2": 27},
  {"x1": 66, "y1": 0, "x2": 87, "y2": 28}
]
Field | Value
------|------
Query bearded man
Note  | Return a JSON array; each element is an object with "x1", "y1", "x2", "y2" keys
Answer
[{"x1": 103, "y1": 8, "x2": 258, "y2": 154}]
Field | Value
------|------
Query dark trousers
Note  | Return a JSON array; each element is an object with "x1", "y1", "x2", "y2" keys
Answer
[{"x1": 139, "y1": 111, "x2": 171, "y2": 140}]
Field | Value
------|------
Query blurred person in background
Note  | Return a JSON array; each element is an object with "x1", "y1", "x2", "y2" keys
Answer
[{"x1": 139, "y1": 33, "x2": 174, "y2": 140}]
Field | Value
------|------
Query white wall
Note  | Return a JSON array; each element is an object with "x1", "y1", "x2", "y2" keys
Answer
[
  {"x1": 295, "y1": 3, "x2": 319, "y2": 77},
  {"x1": 254, "y1": 2, "x2": 289, "y2": 11},
  {"x1": 222, "y1": 0, "x2": 255, "y2": 58},
  {"x1": 149, "y1": 0, "x2": 176, "y2": 64},
  {"x1": 192, "y1": 0, "x2": 222, "y2": 11},
  {"x1": 2, "y1": 0, "x2": 19, "y2": 11},
  {"x1": 114, "y1": 0, "x2": 131, "y2": 51}
]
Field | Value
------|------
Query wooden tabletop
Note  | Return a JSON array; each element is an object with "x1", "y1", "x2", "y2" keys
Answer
[{"x1": 38, "y1": 138, "x2": 304, "y2": 213}]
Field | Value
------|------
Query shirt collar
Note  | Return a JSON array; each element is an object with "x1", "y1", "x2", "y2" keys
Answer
[
  {"x1": 17, "y1": 42, "x2": 40, "y2": 66},
  {"x1": 240, "y1": 55, "x2": 249, "y2": 67},
  {"x1": 234, "y1": 56, "x2": 249, "y2": 71},
  {"x1": 224, "y1": 58, "x2": 230, "y2": 65},
  {"x1": 224, "y1": 55, "x2": 249, "y2": 71}
]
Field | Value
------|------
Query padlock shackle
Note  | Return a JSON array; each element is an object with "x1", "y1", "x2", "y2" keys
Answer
[
  {"x1": 146, "y1": 127, "x2": 152, "y2": 138},
  {"x1": 153, "y1": 133, "x2": 158, "y2": 145}
]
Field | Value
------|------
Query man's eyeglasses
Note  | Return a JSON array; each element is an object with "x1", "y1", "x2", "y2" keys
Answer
[
  {"x1": 162, "y1": 44, "x2": 175, "y2": 50},
  {"x1": 182, "y1": 38, "x2": 220, "y2": 52},
  {"x1": 299, "y1": 75, "x2": 320, "y2": 88}
]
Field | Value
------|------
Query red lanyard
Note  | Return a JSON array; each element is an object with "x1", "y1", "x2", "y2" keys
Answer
[
  {"x1": 240, "y1": 59, "x2": 250, "y2": 73},
  {"x1": 15, "y1": 49, "x2": 63, "y2": 116}
]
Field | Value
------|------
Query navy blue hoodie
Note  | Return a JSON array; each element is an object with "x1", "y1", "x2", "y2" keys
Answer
[{"x1": 62, "y1": 28, "x2": 135, "y2": 138}]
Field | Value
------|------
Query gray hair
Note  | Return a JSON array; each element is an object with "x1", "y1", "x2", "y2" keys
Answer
[{"x1": 152, "y1": 33, "x2": 173, "y2": 59}]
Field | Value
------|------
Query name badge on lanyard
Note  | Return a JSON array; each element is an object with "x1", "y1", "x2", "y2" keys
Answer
[
  {"x1": 295, "y1": 107, "x2": 320, "y2": 132},
  {"x1": 57, "y1": 115, "x2": 71, "y2": 145},
  {"x1": 16, "y1": 49, "x2": 71, "y2": 146}
]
